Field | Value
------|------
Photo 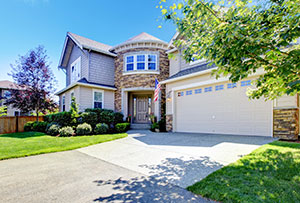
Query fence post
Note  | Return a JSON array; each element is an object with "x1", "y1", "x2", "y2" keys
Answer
[{"x1": 16, "y1": 115, "x2": 19, "y2": 133}]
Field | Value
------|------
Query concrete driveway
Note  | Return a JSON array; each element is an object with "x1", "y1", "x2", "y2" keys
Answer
[{"x1": 0, "y1": 130, "x2": 275, "y2": 202}]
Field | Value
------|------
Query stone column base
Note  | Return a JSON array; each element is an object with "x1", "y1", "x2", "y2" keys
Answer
[
  {"x1": 166, "y1": 114, "x2": 173, "y2": 132},
  {"x1": 273, "y1": 108, "x2": 299, "y2": 140}
]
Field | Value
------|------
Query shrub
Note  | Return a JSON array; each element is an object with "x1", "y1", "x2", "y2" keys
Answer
[
  {"x1": 47, "y1": 124, "x2": 60, "y2": 136},
  {"x1": 113, "y1": 112, "x2": 124, "y2": 124},
  {"x1": 59, "y1": 126, "x2": 74, "y2": 137},
  {"x1": 115, "y1": 123, "x2": 130, "y2": 133},
  {"x1": 94, "y1": 123, "x2": 109, "y2": 134},
  {"x1": 32, "y1": 121, "x2": 48, "y2": 132},
  {"x1": 76, "y1": 123, "x2": 92, "y2": 135},
  {"x1": 24, "y1": 121, "x2": 34, "y2": 132},
  {"x1": 99, "y1": 110, "x2": 114, "y2": 125},
  {"x1": 44, "y1": 111, "x2": 73, "y2": 127},
  {"x1": 150, "y1": 122, "x2": 159, "y2": 132},
  {"x1": 79, "y1": 112, "x2": 98, "y2": 127}
]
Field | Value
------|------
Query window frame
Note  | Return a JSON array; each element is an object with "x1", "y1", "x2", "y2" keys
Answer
[
  {"x1": 62, "y1": 94, "x2": 66, "y2": 112},
  {"x1": 93, "y1": 89, "x2": 104, "y2": 109},
  {"x1": 124, "y1": 52, "x2": 159, "y2": 73},
  {"x1": 70, "y1": 56, "x2": 81, "y2": 84}
]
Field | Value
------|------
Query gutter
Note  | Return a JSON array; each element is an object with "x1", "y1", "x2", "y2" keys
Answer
[
  {"x1": 160, "y1": 67, "x2": 217, "y2": 84},
  {"x1": 55, "y1": 82, "x2": 117, "y2": 95}
]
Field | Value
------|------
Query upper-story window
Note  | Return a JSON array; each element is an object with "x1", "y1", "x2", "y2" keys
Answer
[
  {"x1": 125, "y1": 53, "x2": 158, "y2": 72},
  {"x1": 71, "y1": 57, "x2": 81, "y2": 83}
]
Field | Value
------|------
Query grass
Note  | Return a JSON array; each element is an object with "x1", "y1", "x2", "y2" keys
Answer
[
  {"x1": 187, "y1": 141, "x2": 300, "y2": 203},
  {"x1": 0, "y1": 131, "x2": 127, "y2": 160}
]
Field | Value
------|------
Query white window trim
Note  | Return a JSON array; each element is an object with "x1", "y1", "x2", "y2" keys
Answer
[
  {"x1": 62, "y1": 94, "x2": 66, "y2": 111},
  {"x1": 124, "y1": 52, "x2": 159, "y2": 73},
  {"x1": 70, "y1": 56, "x2": 81, "y2": 84},
  {"x1": 70, "y1": 90, "x2": 74, "y2": 105},
  {"x1": 92, "y1": 89, "x2": 104, "y2": 109}
]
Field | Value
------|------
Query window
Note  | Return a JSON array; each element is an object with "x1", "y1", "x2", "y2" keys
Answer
[
  {"x1": 93, "y1": 90, "x2": 103, "y2": 109},
  {"x1": 148, "y1": 55, "x2": 157, "y2": 70},
  {"x1": 70, "y1": 91, "x2": 74, "y2": 105},
  {"x1": 204, "y1": 87, "x2": 212, "y2": 92},
  {"x1": 62, "y1": 95, "x2": 65, "y2": 111},
  {"x1": 125, "y1": 53, "x2": 158, "y2": 72},
  {"x1": 241, "y1": 80, "x2": 251, "y2": 87},
  {"x1": 177, "y1": 92, "x2": 184, "y2": 97},
  {"x1": 3, "y1": 90, "x2": 11, "y2": 99},
  {"x1": 195, "y1": 88, "x2": 202, "y2": 94},
  {"x1": 215, "y1": 85, "x2": 224, "y2": 91},
  {"x1": 137, "y1": 55, "x2": 145, "y2": 70},
  {"x1": 227, "y1": 83, "x2": 237, "y2": 89},
  {"x1": 14, "y1": 111, "x2": 20, "y2": 116},
  {"x1": 71, "y1": 57, "x2": 81, "y2": 83},
  {"x1": 186, "y1": 90, "x2": 192, "y2": 95},
  {"x1": 126, "y1": 56, "x2": 134, "y2": 71}
]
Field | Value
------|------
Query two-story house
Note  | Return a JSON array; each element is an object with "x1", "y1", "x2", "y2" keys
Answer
[
  {"x1": 56, "y1": 32, "x2": 299, "y2": 140},
  {"x1": 56, "y1": 32, "x2": 169, "y2": 124}
]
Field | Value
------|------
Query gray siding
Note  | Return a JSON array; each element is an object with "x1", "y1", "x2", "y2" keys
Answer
[
  {"x1": 66, "y1": 45, "x2": 89, "y2": 86},
  {"x1": 89, "y1": 51, "x2": 115, "y2": 86}
]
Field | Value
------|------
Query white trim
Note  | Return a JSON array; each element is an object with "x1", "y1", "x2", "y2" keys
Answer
[
  {"x1": 122, "y1": 70, "x2": 160, "y2": 76},
  {"x1": 58, "y1": 35, "x2": 69, "y2": 67},
  {"x1": 166, "y1": 47, "x2": 178, "y2": 54},
  {"x1": 124, "y1": 53, "x2": 159, "y2": 73},
  {"x1": 82, "y1": 45, "x2": 117, "y2": 57},
  {"x1": 70, "y1": 56, "x2": 81, "y2": 84},
  {"x1": 189, "y1": 59, "x2": 207, "y2": 66},
  {"x1": 70, "y1": 90, "x2": 74, "y2": 105},
  {"x1": 55, "y1": 82, "x2": 116, "y2": 95},
  {"x1": 93, "y1": 89, "x2": 104, "y2": 109},
  {"x1": 160, "y1": 67, "x2": 217, "y2": 84},
  {"x1": 168, "y1": 32, "x2": 179, "y2": 48}
]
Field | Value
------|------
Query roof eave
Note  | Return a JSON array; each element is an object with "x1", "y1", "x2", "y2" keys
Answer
[
  {"x1": 83, "y1": 45, "x2": 117, "y2": 57},
  {"x1": 110, "y1": 40, "x2": 169, "y2": 51},
  {"x1": 55, "y1": 82, "x2": 117, "y2": 95},
  {"x1": 160, "y1": 67, "x2": 217, "y2": 84}
]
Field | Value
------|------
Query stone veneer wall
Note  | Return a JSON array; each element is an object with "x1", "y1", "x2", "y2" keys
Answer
[
  {"x1": 166, "y1": 114, "x2": 173, "y2": 132},
  {"x1": 114, "y1": 48, "x2": 169, "y2": 117},
  {"x1": 273, "y1": 108, "x2": 299, "y2": 140}
]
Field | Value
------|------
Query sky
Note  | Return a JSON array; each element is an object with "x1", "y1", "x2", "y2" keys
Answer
[{"x1": 0, "y1": 0, "x2": 176, "y2": 95}]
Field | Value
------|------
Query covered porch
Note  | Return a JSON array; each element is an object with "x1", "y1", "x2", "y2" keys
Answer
[{"x1": 121, "y1": 87, "x2": 161, "y2": 124}]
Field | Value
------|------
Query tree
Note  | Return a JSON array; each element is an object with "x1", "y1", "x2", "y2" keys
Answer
[
  {"x1": 0, "y1": 101, "x2": 7, "y2": 117},
  {"x1": 70, "y1": 96, "x2": 79, "y2": 126},
  {"x1": 5, "y1": 46, "x2": 57, "y2": 121},
  {"x1": 160, "y1": 0, "x2": 300, "y2": 99}
]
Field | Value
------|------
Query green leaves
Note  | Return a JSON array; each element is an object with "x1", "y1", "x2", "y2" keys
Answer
[{"x1": 160, "y1": 0, "x2": 300, "y2": 99}]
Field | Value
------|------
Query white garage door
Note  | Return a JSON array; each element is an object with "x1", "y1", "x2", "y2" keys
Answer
[{"x1": 175, "y1": 80, "x2": 272, "y2": 136}]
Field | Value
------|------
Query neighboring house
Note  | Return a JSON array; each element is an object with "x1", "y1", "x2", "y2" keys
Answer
[
  {"x1": 56, "y1": 32, "x2": 299, "y2": 140},
  {"x1": 0, "y1": 80, "x2": 29, "y2": 116}
]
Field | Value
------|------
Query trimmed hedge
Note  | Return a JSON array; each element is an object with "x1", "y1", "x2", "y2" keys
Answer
[
  {"x1": 59, "y1": 126, "x2": 74, "y2": 137},
  {"x1": 79, "y1": 112, "x2": 98, "y2": 127},
  {"x1": 24, "y1": 121, "x2": 34, "y2": 132},
  {"x1": 84, "y1": 108, "x2": 124, "y2": 126},
  {"x1": 115, "y1": 123, "x2": 130, "y2": 133},
  {"x1": 44, "y1": 111, "x2": 73, "y2": 127},
  {"x1": 32, "y1": 121, "x2": 48, "y2": 133},
  {"x1": 76, "y1": 123, "x2": 92, "y2": 135},
  {"x1": 94, "y1": 123, "x2": 109, "y2": 134}
]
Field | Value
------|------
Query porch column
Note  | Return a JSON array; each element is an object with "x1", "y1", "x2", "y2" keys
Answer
[
  {"x1": 121, "y1": 89, "x2": 128, "y2": 119},
  {"x1": 154, "y1": 90, "x2": 161, "y2": 121}
]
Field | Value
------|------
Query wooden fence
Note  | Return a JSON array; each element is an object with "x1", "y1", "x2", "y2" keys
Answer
[{"x1": 0, "y1": 116, "x2": 44, "y2": 134}]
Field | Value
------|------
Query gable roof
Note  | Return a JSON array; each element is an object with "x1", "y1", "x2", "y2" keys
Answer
[{"x1": 124, "y1": 32, "x2": 165, "y2": 43}]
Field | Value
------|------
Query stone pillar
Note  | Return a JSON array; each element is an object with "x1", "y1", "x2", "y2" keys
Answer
[
  {"x1": 166, "y1": 114, "x2": 173, "y2": 132},
  {"x1": 273, "y1": 108, "x2": 299, "y2": 140}
]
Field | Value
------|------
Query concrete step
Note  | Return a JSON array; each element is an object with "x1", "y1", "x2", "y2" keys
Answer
[{"x1": 130, "y1": 123, "x2": 151, "y2": 130}]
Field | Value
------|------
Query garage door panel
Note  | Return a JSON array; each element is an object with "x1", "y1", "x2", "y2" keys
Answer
[{"x1": 175, "y1": 82, "x2": 272, "y2": 136}]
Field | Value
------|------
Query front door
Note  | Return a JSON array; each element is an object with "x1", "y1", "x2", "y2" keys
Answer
[{"x1": 136, "y1": 96, "x2": 149, "y2": 123}]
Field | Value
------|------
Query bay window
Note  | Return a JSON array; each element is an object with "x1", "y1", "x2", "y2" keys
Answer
[{"x1": 125, "y1": 53, "x2": 158, "y2": 72}]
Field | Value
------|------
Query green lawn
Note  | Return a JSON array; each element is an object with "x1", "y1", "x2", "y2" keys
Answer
[
  {"x1": 187, "y1": 141, "x2": 300, "y2": 203},
  {"x1": 0, "y1": 131, "x2": 127, "y2": 160}
]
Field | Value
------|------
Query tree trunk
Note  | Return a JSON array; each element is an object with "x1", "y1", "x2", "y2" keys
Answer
[{"x1": 36, "y1": 109, "x2": 39, "y2": 122}]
